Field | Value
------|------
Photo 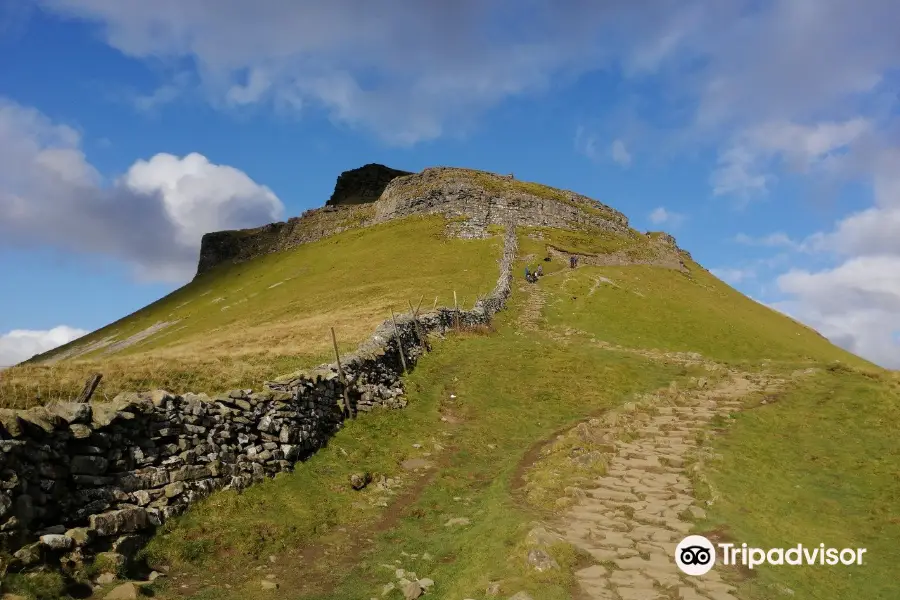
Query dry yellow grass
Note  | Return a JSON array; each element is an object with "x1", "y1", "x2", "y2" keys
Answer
[{"x1": 0, "y1": 216, "x2": 500, "y2": 408}]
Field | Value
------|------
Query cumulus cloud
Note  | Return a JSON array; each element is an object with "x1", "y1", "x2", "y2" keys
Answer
[
  {"x1": 0, "y1": 326, "x2": 89, "y2": 367},
  {"x1": 777, "y1": 257, "x2": 900, "y2": 368},
  {"x1": 648, "y1": 207, "x2": 685, "y2": 228},
  {"x1": 0, "y1": 98, "x2": 284, "y2": 282},
  {"x1": 712, "y1": 118, "x2": 871, "y2": 197}
]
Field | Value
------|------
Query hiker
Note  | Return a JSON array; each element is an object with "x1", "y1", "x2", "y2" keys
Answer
[
  {"x1": 536, "y1": 265, "x2": 543, "y2": 277},
  {"x1": 569, "y1": 256, "x2": 575, "y2": 269},
  {"x1": 525, "y1": 266, "x2": 531, "y2": 282}
]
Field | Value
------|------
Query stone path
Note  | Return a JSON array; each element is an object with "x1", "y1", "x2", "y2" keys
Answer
[
  {"x1": 557, "y1": 372, "x2": 775, "y2": 600},
  {"x1": 516, "y1": 282, "x2": 546, "y2": 333}
]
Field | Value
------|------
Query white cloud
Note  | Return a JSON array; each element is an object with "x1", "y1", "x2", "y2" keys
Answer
[
  {"x1": 610, "y1": 139, "x2": 632, "y2": 166},
  {"x1": 712, "y1": 118, "x2": 871, "y2": 197},
  {"x1": 648, "y1": 207, "x2": 685, "y2": 227},
  {"x1": 777, "y1": 256, "x2": 900, "y2": 368},
  {"x1": 0, "y1": 98, "x2": 284, "y2": 282},
  {"x1": 0, "y1": 326, "x2": 89, "y2": 367},
  {"x1": 711, "y1": 267, "x2": 756, "y2": 285}
]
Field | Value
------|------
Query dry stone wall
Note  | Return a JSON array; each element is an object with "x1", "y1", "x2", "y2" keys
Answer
[{"x1": 0, "y1": 226, "x2": 517, "y2": 581}]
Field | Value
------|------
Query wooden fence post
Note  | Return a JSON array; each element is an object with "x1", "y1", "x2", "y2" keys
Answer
[
  {"x1": 390, "y1": 309, "x2": 408, "y2": 374},
  {"x1": 408, "y1": 299, "x2": 430, "y2": 352},
  {"x1": 75, "y1": 373, "x2": 103, "y2": 403},
  {"x1": 453, "y1": 290, "x2": 460, "y2": 330},
  {"x1": 330, "y1": 327, "x2": 353, "y2": 419}
]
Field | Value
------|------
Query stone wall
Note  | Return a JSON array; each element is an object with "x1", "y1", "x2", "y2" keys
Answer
[{"x1": 0, "y1": 226, "x2": 517, "y2": 582}]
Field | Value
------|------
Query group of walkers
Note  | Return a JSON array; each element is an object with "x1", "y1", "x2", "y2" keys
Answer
[
  {"x1": 525, "y1": 264, "x2": 543, "y2": 283},
  {"x1": 525, "y1": 254, "x2": 579, "y2": 283}
]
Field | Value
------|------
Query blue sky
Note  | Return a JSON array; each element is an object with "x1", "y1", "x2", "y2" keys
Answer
[{"x1": 1, "y1": 1, "x2": 899, "y2": 367}]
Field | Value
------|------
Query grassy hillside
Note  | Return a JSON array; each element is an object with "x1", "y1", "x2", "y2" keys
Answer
[
  {"x1": 0, "y1": 216, "x2": 500, "y2": 408},
  {"x1": 539, "y1": 260, "x2": 873, "y2": 368},
  {"x1": 2, "y1": 215, "x2": 895, "y2": 600},
  {"x1": 699, "y1": 366, "x2": 900, "y2": 599}
]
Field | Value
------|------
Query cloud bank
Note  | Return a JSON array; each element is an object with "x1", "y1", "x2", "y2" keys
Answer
[
  {"x1": 0, "y1": 326, "x2": 89, "y2": 367},
  {"x1": 0, "y1": 99, "x2": 284, "y2": 283}
]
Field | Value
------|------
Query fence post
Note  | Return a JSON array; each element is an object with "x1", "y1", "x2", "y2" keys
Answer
[
  {"x1": 75, "y1": 373, "x2": 103, "y2": 403},
  {"x1": 453, "y1": 290, "x2": 460, "y2": 330},
  {"x1": 330, "y1": 327, "x2": 353, "y2": 419},
  {"x1": 408, "y1": 299, "x2": 430, "y2": 353},
  {"x1": 390, "y1": 308, "x2": 408, "y2": 374}
]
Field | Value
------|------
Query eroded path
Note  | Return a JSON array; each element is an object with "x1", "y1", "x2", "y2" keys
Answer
[
  {"x1": 515, "y1": 280, "x2": 785, "y2": 599},
  {"x1": 559, "y1": 373, "x2": 776, "y2": 600}
]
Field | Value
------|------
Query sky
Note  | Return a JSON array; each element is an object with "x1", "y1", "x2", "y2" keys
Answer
[{"x1": 1, "y1": 0, "x2": 899, "y2": 368}]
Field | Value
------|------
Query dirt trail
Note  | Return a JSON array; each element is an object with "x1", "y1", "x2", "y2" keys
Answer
[{"x1": 515, "y1": 280, "x2": 783, "y2": 599}]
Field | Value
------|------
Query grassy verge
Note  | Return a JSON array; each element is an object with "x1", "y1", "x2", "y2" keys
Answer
[
  {"x1": 1, "y1": 216, "x2": 499, "y2": 408},
  {"x1": 698, "y1": 366, "x2": 900, "y2": 599},
  {"x1": 139, "y1": 284, "x2": 682, "y2": 600}
]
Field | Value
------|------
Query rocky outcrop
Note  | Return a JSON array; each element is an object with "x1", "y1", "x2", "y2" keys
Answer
[
  {"x1": 326, "y1": 163, "x2": 412, "y2": 206},
  {"x1": 194, "y1": 164, "x2": 638, "y2": 276},
  {"x1": 194, "y1": 203, "x2": 375, "y2": 278},
  {"x1": 0, "y1": 226, "x2": 518, "y2": 583},
  {"x1": 374, "y1": 167, "x2": 631, "y2": 237}
]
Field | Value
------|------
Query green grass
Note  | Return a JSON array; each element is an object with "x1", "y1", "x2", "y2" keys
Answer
[
  {"x1": 140, "y1": 287, "x2": 682, "y2": 600},
  {"x1": 699, "y1": 367, "x2": 900, "y2": 599},
  {"x1": 523, "y1": 226, "x2": 642, "y2": 256},
  {"x1": 541, "y1": 261, "x2": 875, "y2": 367},
  {"x1": 1, "y1": 216, "x2": 500, "y2": 407}
]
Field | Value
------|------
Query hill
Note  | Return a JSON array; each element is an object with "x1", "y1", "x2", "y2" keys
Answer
[{"x1": 1, "y1": 165, "x2": 896, "y2": 600}]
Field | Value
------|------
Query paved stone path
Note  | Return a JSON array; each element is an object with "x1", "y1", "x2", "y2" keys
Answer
[{"x1": 558, "y1": 372, "x2": 774, "y2": 600}]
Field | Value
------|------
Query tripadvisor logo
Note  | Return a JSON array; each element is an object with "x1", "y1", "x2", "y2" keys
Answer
[{"x1": 675, "y1": 535, "x2": 867, "y2": 576}]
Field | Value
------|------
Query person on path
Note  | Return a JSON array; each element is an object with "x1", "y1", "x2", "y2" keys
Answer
[
  {"x1": 537, "y1": 265, "x2": 543, "y2": 277},
  {"x1": 525, "y1": 266, "x2": 531, "y2": 282}
]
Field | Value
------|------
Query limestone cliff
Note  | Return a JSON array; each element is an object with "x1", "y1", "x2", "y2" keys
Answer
[
  {"x1": 194, "y1": 164, "x2": 649, "y2": 278},
  {"x1": 325, "y1": 163, "x2": 412, "y2": 206}
]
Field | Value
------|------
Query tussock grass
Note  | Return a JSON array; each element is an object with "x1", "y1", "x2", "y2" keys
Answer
[{"x1": 0, "y1": 216, "x2": 499, "y2": 408}]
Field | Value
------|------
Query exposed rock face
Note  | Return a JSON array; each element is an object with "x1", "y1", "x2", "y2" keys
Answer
[
  {"x1": 0, "y1": 226, "x2": 519, "y2": 581},
  {"x1": 193, "y1": 164, "x2": 643, "y2": 276},
  {"x1": 374, "y1": 167, "x2": 631, "y2": 236},
  {"x1": 194, "y1": 204, "x2": 375, "y2": 278},
  {"x1": 326, "y1": 163, "x2": 412, "y2": 207}
]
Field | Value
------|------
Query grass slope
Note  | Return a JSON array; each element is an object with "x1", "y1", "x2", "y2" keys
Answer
[
  {"x1": 699, "y1": 366, "x2": 900, "y2": 599},
  {"x1": 131, "y1": 283, "x2": 688, "y2": 600},
  {"x1": 0, "y1": 216, "x2": 500, "y2": 408},
  {"x1": 3, "y1": 226, "x2": 895, "y2": 600},
  {"x1": 540, "y1": 261, "x2": 873, "y2": 367}
]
